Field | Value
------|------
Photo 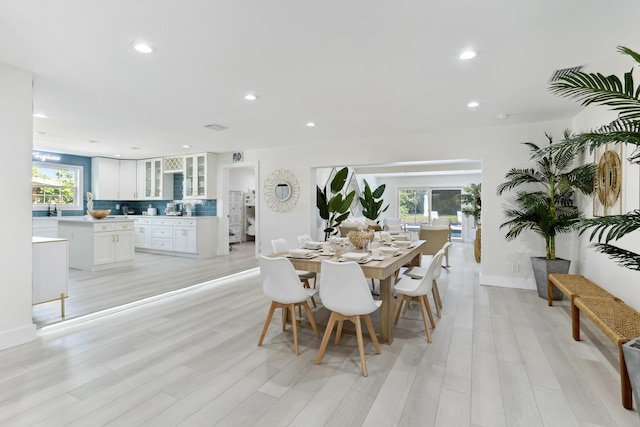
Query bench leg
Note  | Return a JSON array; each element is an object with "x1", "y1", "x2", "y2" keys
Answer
[
  {"x1": 619, "y1": 343, "x2": 633, "y2": 410},
  {"x1": 571, "y1": 300, "x2": 581, "y2": 341},
  {"x1": 548, "y1": 278, "x2": 554, "y2": 306}
]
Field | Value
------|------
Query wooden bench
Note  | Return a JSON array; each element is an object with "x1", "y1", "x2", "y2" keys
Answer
[{"x1": 548, "y1": 273, "x2": 640, "y2": 410}]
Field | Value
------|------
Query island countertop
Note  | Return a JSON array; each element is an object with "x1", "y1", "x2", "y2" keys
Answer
[{"x1": 57, "y1": 216, "x2": 135, "y2": 224}]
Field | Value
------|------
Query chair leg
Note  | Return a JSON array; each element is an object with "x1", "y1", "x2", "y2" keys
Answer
[
  {"x1": 310, "y1": 295, "x2": 317, "y2": 308},
  {"x1": 282, "y1": 307, "x2": 287, "y2": 331},
  {"x1": 418, "y1": 296, "x2": 433, "y2": 343},
  {"x1": 301, "y1": 301, "x2": 320, "y2": 338},
  {"x1": 422, "y1": 295, "x2": 436, "y2": 328},
  {"x1": 289, "y1": 304, "x2": 299, "y2": 355},
  {"x1": 316, "y1": 312, "x2": 338, "y2": 365},
  {"x1": 433, "y1": 279, "x2": 443, "y2": 309},
  {"x1": 258, "y1": 302, "x2": 277, "y2": 347},
  {"x1": 394, "y1": 295, "x2": 406, "y2": 324},
  {"x1": 370, "y1": 278, "x2": 376, "y2": 292},
  {"x1": 354, "y1": 315, "x2": 368, "y2": 376},
  {"x1": 432, "y1": 281, "x2": 442, "y2": 319},
  {"x1": 335, "y1": 320, "x2": 344, "y2": 345},
  {"x1": 363, "y1": 314, "x2": 381, "y2": 354}
]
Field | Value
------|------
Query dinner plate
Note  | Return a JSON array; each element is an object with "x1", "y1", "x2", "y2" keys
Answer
[
  {"x1": 288, "y1": 248, "x2": 315, "y2": 258},
  {"x1": 340, "y1": 252, "x2": 369, "y2": 260},
  {"x1": 287, "y1": 253, "x2": 318, "y2": 259},
  {"x1": 303, "y1": 241, "x2": 324, "y2": 250}
]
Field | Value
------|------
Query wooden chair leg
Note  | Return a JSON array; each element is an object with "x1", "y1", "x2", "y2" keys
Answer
[
  {"x1": 289, "y1": 304, "x2": 300, "y2": 355},
  {"x1": 422, "y1": 295, "x2": 436, "y2": 328},
  {"x1": 301, "y1": 301, "x2": 320, "y2": 338},
  {"x1": 354, "y1": 315, "x2": 368, "y2": 376},
  {"x1": 432, "y1": 281, "x2": 442, "y2": 319},
  {"x1": 394, "y1": 295, "x2": 406, "y2": 324},
  {"x1": 310, "y1": 295, "x2": 317, "y2": 308},
  {"x1": 316, "y1": 312, "x2": 338, "y2": 365},
  {"x1": 363, "y1": 314, "x2": 381, "y2": 354},
  {"x1": 370, "y1": 278, "x2": 376, "y2": 292},
  {"x1": 335, "y1": 320, "x2": 344, "y2": 345},
  {"x1": 258, "y1": 302, "x2": 277, "y2": 346},
  {"x1": 433, "y1": 281, "x2": 443, "y2": 309},
  {"x1": 282, "y1": 307, "x2": 287, "y2": 331},
  {"x1": 418, "y1": 296, "x2": 433, "y2": 343}
]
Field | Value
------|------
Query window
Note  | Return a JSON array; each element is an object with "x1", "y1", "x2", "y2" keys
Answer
[
  {"x1": 399, "y1": 187, "x2": 462, "y2": 237},
  {"x1": 32, "y1": 162, "x2": 83, "y2": 210}
]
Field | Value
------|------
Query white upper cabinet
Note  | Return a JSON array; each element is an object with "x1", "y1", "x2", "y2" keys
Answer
[
  {"x1": 137, "y1": 158, "x2": 173, "y2": 200},
  {"x1": 183, "y1": 153, "x2": 216, "y2": 199},
  {"x1": 92, "y1": 157, "x2": 138, "y2": 200}
]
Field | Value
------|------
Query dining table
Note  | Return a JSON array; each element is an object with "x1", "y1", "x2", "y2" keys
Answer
[{"x1": 282, "y1": 240, "x2": 425, "y2": 344}]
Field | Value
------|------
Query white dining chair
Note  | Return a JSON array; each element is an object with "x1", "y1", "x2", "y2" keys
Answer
[
  {"x1": 297, "y1": 234, "x2": 312, "y2": 247},
  {"x1": 405, "y1": 244, "x2": 448, "y2": 318},
  {"x1": 315, "y1": 260, "x2": 382, "y2": 376},
  {"x1": 258, "y1": 256, "x2": 320, "y2": 355},
  {"x1": 272, "y1": 238, "x2": 317, "y2": 291},
  {"x1": 394, "y1": 250, "x2": 444, "y2": 342}
]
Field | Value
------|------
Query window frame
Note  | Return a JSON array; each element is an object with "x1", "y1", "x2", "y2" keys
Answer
[{"x1": 32, "y1": 161, "x2": 84, "y2": 211}]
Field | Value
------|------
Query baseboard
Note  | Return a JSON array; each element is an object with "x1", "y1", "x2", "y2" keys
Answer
[
  {"x1": 479, "y1": 273, "x2": 536, "y2": 291},
  {"x1": 0, "y1": 323, "x2": 36, "y2": 351}
]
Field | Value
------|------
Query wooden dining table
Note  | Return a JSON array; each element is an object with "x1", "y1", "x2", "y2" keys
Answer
[{"x1": 283, "y1": 240, "x2": 425, "y2": 344}]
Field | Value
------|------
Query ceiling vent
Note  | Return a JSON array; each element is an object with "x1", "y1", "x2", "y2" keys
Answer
[
  {"x1": 203, "y1": 123, "x2": 229, "y2": 131},
  {"x1": 548, "y1": 65, "x2": 584, "y2": 83}
]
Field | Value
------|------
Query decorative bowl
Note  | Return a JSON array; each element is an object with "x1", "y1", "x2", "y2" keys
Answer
[
  {"x1": 347, "y1": 229, "x2": 375, "y2": 249},
  {"x1": 394, "y1": 240, "x2": 412, "y2": 248},
  {"x1": 88, "y1": 209, "x2": 111, "y2": 219}
]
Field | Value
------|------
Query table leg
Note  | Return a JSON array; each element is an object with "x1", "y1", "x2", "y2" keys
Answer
[{"x1": 379, "y1": 276, "x2": 395, "y2": 344}]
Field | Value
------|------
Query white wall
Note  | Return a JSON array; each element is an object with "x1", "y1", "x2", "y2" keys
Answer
[
  {"x1": 572, "y1": 106, "x2": 640, "y2": 311},
  {"x1": 0, "y1": 62, "x2": 36, "y2": 350},
  {"x1": 229, "y1": 167, "x2": 255, "y2": 193},
  {"x1": 244, "y1": 118, "x2": 574, "y2": 293}
]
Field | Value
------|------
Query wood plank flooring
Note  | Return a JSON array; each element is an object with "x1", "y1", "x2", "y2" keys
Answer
[
  {"x1": 7, "y1": 242, "x2": 638, "y2": 425},
  {"x1": 32, "y1": 242, "x2": 258, "y2": 327}
]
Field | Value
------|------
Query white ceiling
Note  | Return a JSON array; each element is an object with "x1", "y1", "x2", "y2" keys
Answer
[{"x1": 1, "y1": 1, "x2": 638, "y2": 160}]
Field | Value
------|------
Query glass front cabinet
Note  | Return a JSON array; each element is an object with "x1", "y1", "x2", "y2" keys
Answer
[
  {"x1": 137, "y1": 158, "x2": 173, "y2": 200},
  {"x1": 183, "y1": 153, "x2": 216, "y2": 199}
]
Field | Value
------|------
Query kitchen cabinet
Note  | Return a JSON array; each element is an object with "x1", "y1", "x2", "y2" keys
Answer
[
  {"x1": 228, "y1": 191, "x2": 243, "y2": 243},
  {"x1": 137, "y1": 158, "x2": 173, "y2": 200},
  {"x1": 58, "y1": 218, "x2": 135, "y2": 271},
  {"x1": 32, "y1": 218, "x2": 59, "y2": 237},
  {"x1": 133, "y1": 217, "x2": 153, "y2": 248},
  {"x1": 92, "y1": 157, "x2": 139, "y2": 200},
  {"x1": 183, "y1": 153, "x2": 217, "y2": 199},
  {"x1": 133, "y1": 216, "x2": 217, "y2": 258}
]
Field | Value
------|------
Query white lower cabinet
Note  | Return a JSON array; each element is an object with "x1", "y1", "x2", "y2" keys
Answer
[
  {"x1": 133, "y1": 216, "x2": 216, "y2": 258},
  {"x1": 58, "y1": 219, "x2": 135, "y2": 271}
]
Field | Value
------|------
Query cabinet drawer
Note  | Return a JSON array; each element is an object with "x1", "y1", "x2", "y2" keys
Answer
[
  {"x1": 117, "y1": 222, "x2": 134, "y2": 231},
  {"x1": 152, "y1": 218, "x2": 174, "y2": 226},
  {"x1": 152, "y1": 237, "x2": 174, "y2": 251},
  {"x1": 174, "y1": 218, "x2": 197, "y2": 227},
  {"x1": 93, "y1": 223, "x2": 116, "y2": 232},
  {"x1": 134, "y1": 218, "x2": 153, "y2": 225},
  {"x1": 152, "y1": 226, "x2": 173, "y2": 237}
]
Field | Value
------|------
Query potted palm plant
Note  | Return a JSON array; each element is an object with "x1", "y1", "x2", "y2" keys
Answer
[
  {"x1": 496, "y1": 133, "x2": 595, "y2": 299},
  {"x1": 459, "y1": 183, "x2": 482, "y2": 262},
  {"x1": 542, "y1": 45, "x2": 640, "y2": 411}
]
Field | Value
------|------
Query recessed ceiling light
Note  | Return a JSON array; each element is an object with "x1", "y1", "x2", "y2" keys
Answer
[
  {"x1": 182, "y1": 145, "x2": 191, "y2": 148},
  {"x1": 35, "y1": 131, "x2": 48, "y2": 135},
  {"x1": 114, "y1": 154, "x2": 121, "y2": 157},
  {"x1": 88, "y1": 140, "x2": 99, "y2": 144},
  {"x1": 132, "y1": 42, "x2": 154, "y2": 54},
  {"x1": 33, "y1": 113, "x2": 49, "y2": 118},
  {"x1": 306, "y1": 122, "x2": 316, "y2": 127},
  {"x1": 131, "y1": 147, "x2": 140, "y2": 150},
  {"x1": 244, "y1": 93, "x2": 258, "y2": 101},
  {"x1": 459, "y1": 50, "x2": 477, "y2": 60},
  {"x1": 467, "y1": 101, "x2": 480, "y2": 108}
]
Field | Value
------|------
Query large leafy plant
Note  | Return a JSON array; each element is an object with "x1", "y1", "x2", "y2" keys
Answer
[
  {"x1": 459, "y1": 183, "x2": 481, "y2": 226},
  {"x1": 359, "y1": 179, "x2": 388, "y2": 223},
  {"x1": 537, "y1": 45, "x2": 640, "y2": 270},
  {"x1": 316, "y1": 167, "x2": 355, "y2": 240},
  {"x1": 496, "y1": 133, "x2": 595, "y2": 260}
]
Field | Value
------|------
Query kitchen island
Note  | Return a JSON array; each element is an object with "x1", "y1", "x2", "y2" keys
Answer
[{"x1": 58, "y1": 217, "x2": 135, "y2": 271}]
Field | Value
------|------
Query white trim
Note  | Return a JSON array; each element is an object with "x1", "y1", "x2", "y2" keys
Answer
[{"x1": 0, "y1": 323, "x2": 36, "y2": 351}]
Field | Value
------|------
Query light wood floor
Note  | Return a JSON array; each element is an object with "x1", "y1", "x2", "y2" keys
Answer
[
  {"x1": 7, "y1": 242, "x2": 639, "y2": 426},
  {"x1": 32, "y1": 242, "x2": 259, "y2": 327}
]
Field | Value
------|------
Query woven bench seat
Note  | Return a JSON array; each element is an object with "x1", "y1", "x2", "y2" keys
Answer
[
  {"x1": 573, "y1": 296, "x2": 640, "y2": 409},
  {"x1": 547, "y1": 273, "x2": 616, "y2": 306}
]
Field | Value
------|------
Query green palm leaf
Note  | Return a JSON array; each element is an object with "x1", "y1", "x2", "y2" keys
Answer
[{"x1": 592, "y1": 243, "x2": 640, "y2": 271}]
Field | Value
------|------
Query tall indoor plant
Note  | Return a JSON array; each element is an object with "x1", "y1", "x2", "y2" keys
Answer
[
  {"x1": 317, "y1": 167, "x2": 355, "y2": 240},
  {"x1": 359, "y1": 179, "x2": 389, "y2": 224},
  {"x1": 496, "y1": 133, "x2": 595, "y2": 299},
  {"x1": 459, "y1": 183, "x2": 482, "y2": 262},
  {"x1": 542, "y1": 45, "x2": 640, "y2": 404}
]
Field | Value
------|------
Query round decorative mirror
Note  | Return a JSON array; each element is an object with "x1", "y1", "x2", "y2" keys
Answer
[{"x1": 264, "y1": 169, "x2": 300, "y2": 212}]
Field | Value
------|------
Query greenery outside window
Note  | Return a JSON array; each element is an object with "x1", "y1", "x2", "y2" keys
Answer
[{"x1": 32, "y1": 162, "x2": 83, "y2": 210}]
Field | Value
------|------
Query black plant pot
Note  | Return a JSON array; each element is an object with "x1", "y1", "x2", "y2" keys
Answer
[{"x1": 530, "y1": 257, "x2": 570, "y2": 300}]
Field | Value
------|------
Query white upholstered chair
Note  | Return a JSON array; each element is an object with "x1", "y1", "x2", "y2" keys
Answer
[
  {"x1": 383, "y1": 218, "x2": 402, "y2": 234},
  {"x1": 394, "y1": 250, "x2": 444, "y2": 342},
  {"x1": 316, "y1": 260, "x2": 382, "y2": 376},
  {"x1": 258, "y1": 256, "x2": 320, "y2": 355},
  {"x1": 405, "y1": 244, "x2": 449, "y2": 318}
]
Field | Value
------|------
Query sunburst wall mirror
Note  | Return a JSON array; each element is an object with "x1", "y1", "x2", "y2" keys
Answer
[
  {"x1": 264, "y1": 169, "x2": 300, "y2": 212},
  {"x1": 594, "y1": 144, "x2": 623, "y2": 217}
]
